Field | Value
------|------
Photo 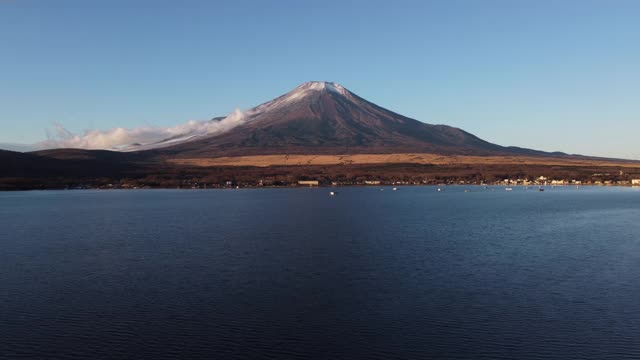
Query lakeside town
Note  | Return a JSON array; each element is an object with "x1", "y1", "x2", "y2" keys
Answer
[{"x1": 48, "y1": 174, "x2": 640, "y2": 191}]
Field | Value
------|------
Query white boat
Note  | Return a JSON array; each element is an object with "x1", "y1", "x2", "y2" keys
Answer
[
  {"x1": 393, "y1": 187, "x2": 398, "y2": 191},
  {"x1": 505, "y1": 188, "x2": 513, "y2": 191},
  {"x1": 330, "y1": 191, "x2": 337, "y2": 196}
]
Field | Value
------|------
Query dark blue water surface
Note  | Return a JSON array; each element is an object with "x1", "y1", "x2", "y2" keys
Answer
[{"x1": 1, "y1": 186, "x2": 640, "y2": 359}]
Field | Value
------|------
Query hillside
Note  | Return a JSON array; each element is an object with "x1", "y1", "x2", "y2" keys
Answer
[{"x1": 156, "y1": 82, "x2": 553, "y2": 158}]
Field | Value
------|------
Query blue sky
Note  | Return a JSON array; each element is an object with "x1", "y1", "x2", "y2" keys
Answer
[{"x1": 1, "y1": 0, "x2": 638, "y2": 158}]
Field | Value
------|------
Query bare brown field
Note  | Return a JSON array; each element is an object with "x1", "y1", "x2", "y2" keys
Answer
[{"x1": 169, "y1": 153, "x2": 640, "y2": 168}]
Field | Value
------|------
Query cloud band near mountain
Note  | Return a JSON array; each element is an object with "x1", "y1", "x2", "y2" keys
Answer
[{"x1": 2, "y1": 109, "x2": 248, "y2": 152}]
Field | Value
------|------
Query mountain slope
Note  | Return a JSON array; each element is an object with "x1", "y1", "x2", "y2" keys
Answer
[
  {"x1": 0, "y1": 149, "x2": 141, "y2": 178},
  {"x1": 157, "y1": 81, "x2": 548, "y2": 158}
]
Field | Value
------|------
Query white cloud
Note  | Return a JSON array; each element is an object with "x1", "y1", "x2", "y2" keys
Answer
[{"x1": 36, "y1": 109, "x2": 248, "y2": 151}]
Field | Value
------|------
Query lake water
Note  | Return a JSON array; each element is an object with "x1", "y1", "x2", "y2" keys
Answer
[{"x1": 1, "y1": 186, "x2": 640, "y2": 359}]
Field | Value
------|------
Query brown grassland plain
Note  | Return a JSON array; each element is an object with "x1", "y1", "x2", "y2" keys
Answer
[{"x1": 169, "y1": 153, "x2": 640, "y2": 168}]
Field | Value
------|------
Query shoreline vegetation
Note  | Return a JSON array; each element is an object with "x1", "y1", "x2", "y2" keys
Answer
[
  {"x1": 2, "y1": 167, "x2": 639, "y2": 191},
  {"x1": 2, "y1": 151, "x2": 640, "y2": 191},
  {"x1": 2, "y1": 184, "x2": 640, "y2": 192}
]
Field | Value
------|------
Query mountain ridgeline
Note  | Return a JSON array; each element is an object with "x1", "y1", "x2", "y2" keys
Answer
[{"x1": 156, "y1": 81, "x2": 549, "y2": 158}]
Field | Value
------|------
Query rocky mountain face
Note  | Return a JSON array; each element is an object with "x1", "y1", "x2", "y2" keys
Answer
[{"x1": 157, "y1": 81, "x2": 544, "y2": 157}]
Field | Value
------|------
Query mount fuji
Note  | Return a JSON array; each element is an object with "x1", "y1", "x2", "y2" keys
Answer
[{"x1": 140, "y1": 81, "x2": 550, "y2": 157}]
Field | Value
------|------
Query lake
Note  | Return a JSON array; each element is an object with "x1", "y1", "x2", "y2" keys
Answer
[{"x1": 1, "y1": 186, "x2": 640, "y2": 359}]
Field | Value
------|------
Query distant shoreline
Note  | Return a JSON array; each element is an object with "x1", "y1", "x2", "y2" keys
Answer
[
  {"x1": 3, "y1": 150, "x2": 639, "y2": 191},
  {"x1": 3, "y1": 184, "x2": 639, "y2": 192}
]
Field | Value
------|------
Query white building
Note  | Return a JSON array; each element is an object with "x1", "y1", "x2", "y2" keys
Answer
[{"x1": 298, "y1": 180, "x2": 319, "y2": 186}]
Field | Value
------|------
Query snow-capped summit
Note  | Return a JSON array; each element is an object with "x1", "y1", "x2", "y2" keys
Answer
[
  {"x1": 251, "y1": 81, "x2": 352, "y2": 114},
  {"x1": 295, "y1": 81, "x2": 348, "y2": 95}
]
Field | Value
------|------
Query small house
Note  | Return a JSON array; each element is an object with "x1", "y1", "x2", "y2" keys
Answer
[{"x1": 298, "y1": 180, "x2": 319, "y2": 186}]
